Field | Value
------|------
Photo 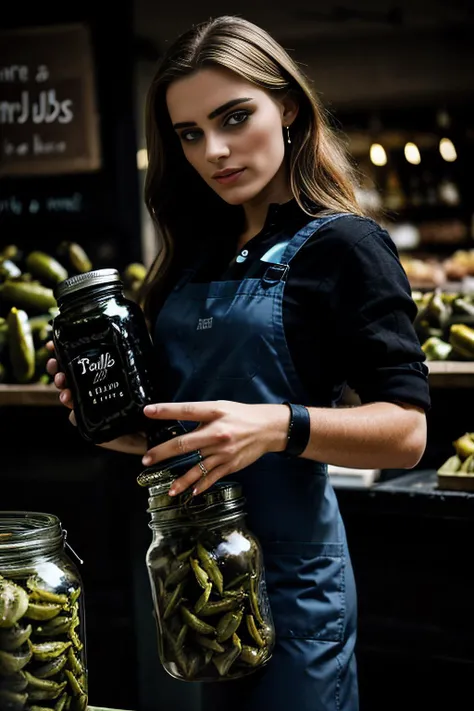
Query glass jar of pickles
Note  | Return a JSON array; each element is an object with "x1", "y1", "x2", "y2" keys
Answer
[
  {"x1": 0, "y1": 512, "x2": 87, "y2": 711},
  {"x1": 138, "y1": 465, "x2": 275, "y2": 682}
]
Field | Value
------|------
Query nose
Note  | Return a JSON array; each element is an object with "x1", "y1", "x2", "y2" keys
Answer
[{"x1": 205, "y1": 132, "x2": 230, "y2": 163}]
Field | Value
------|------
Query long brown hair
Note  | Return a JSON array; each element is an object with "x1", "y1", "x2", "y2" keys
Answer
[{"x1": 141, "y1": 15, "x2": 364, "y2": 322}]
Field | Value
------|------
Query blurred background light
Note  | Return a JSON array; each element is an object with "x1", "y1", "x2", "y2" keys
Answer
[
  {"x1": 404, "y1": 142, "x2": 421, "y2": 164},
  {"x1": 439, "y1": 137, "x2": 457, "y2": 162},
  {"x1": 370, "y1": 143, "x2": 387, "y2": 166}
]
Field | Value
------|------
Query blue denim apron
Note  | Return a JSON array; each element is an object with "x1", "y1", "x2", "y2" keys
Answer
[{"x1": 154, "y1": 215, "x2": 359, "y2": 711}]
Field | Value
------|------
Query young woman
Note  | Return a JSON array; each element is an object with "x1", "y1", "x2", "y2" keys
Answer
[{"x1": 48, "y1": 15, "x2": 430, "y2": 711}]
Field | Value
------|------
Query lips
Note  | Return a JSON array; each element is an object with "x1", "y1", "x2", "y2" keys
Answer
[
  {"x1": 212, "y1": 167, "x2": 243, "y2": 178},
  {"x1": 212, "y1": 168, "x2": 246, "y2": 185}
]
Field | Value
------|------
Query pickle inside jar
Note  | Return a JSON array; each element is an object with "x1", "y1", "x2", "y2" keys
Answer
[
  {"x1": 151, "y1": 531, "x2": 273, "y2": 681},
  {"x1": 0, "y1": 573, "x2": 88, "y2": 709}
]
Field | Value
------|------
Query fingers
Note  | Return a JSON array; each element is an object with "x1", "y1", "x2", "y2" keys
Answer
[
  {"x1": 142, "y1": 430, "x2": 211, "y2": 466},
  {"x1": 192, "y1": 463, "x2": 229, "y2": 496},
  {"x1": 46, "y1": 358, "x2": 58, "y2": 377},
  {"x1": 59, "y1": 388, "x2": 74, "y2": 409},
  {"x1": 144, "y1": 401, "x2": 226, "y2": 423},
  {"x1": 168, "y1": 455, "x2": 224, "y2": 497},
  {"x1": 45, "y1": 341, "x2": 75, "y2": 416},
  {"x1": 53, "y1": 372, "x2": 66, "y2": 389}
]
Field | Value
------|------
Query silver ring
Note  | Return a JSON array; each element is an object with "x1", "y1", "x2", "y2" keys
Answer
[{"x1": 198, "y1": 460, "x2": 208, "y2": 478}]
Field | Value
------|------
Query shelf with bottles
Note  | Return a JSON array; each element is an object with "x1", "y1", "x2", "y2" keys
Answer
[{"x1": 335, "y1": 104, "x2": 473, "y2": 250}]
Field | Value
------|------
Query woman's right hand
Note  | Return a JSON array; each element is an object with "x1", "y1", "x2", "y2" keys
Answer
[{"x1": 45, "y1": 341, "x2": 147, "y2": 456}]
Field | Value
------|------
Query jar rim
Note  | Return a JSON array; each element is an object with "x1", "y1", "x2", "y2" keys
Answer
[
  {"x1": 55, "y1": 268, "x2": 121, "y2": 303},
  {"x1": 147, "y1": 482, "x2": 246, "y2": 531},
  {"x1": 0, "y1": 511, "x2": 63, "y2": 555},
  {"x1": 148, "y1": 481, "x2": 243, "y2": 511}
]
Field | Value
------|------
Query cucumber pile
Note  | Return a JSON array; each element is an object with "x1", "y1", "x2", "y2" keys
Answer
[{"x1": 0, "y1": 244, "x2": 147, "y2": 385}]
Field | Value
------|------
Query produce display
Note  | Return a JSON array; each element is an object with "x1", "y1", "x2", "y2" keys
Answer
[
  {"x1": 401, "y1": 248, "x2": 474, "y2": 289},
  {"x1": 412, "y1": 289, "x2": 474, "y2": 360},
  {"x1": 0, "y1": 574, "x2": 86, "y2": 710},
  {"x1": 0, "y1": 244, "x2": 147, "y2": 385},
  {"x1": 437, "y1": 432, "x2": 474, "y2": 491}
]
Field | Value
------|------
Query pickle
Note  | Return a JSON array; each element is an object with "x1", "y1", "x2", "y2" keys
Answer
[
  {"x1": 123, "y1": 262, "x2": 147, "y2": 286},
  {"x1": 54, "y1": 693, "x2": 69, "y2": 711},
  {"x1": 7, "y1": 308, "x2": 35, "y2": 383},
  {"x1": 0, "y1": 623, "x2": 32, "y2": 651},
  {"x1": 25, "y1": 602, "x2": 63, "y2": 621},
  {"x1": 452, "y1": 433, "x2": 474, "y2": 460},
  {"x1": 35, "y1": 616, "x2": 72, "y2": 637},
  {"x1": 30, "y1": 641, "x2": 71, "y2": 662},
  {"x1": 449, "y1": 323, "x2": 474, "y2": 359},
  {"x1": 0, "y1": 281, "x2": 57, "y2": 312},
  {"x1": 437, "y1": 454, "x2": 462, "y2": 474},
  {"x1": 240, "y1": 644, "x2": 265, "y2": 666},
  {"x1": 0, "y1": 644, "x2": 33, "y2": 674},
  {"x1": 460, "y1": 453, "x2": 474, "y2": 473},
  {"x1": 216, "y1": 608, "x2": 243, "y2": 643},
  {"x1": 33, "y1": 652, "x2": 68, "y2": 678},
  {"x1": 212, "y1": 633, "x2": 241, "y2": 676},
  {"x1": 57, "y1": 242, "x2": 92, "y2": 274},
  {"x1": 24, "y1": 670, "x2": 67, "y2": 693},
  {"x1": 0, "y1": 670, "x2": 27, "y2": 692},
  {"x1": 25, "y1": 251, "x2": 68, "y2": 286},
  {"x1": 63, "y1": 669, "x2": 85, "y2": 696},
  {"x1": 0, "y1": 258, "x2": 21, "y2": 281},
  {"x1": 421, "y1": 336, "x2": 452, "y2": 361},
  {"x1": 0, "y1": 245, "x2": 22, "y2": 263},
  {"x1": 451, "y1": 297, "x2": 474, "y2": 317},
  {"x1": 0, "y1": 689, "x2": 28, "y2": 709},
  {"x1": 180, "y1": 606, "x2": 216, "y2": 635},
  {"x1": 0, "y1": 576, "x2": 30, "y2": 628}
]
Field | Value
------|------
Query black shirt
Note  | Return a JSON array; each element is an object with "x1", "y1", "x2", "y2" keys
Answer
[{"x1": 192, "y1": 200, "x2": 431, "y2": 412}]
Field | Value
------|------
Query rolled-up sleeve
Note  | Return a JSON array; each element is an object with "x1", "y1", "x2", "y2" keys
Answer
[{"x1": 334, "y1": 227, "x2": 431, "y2": 411}]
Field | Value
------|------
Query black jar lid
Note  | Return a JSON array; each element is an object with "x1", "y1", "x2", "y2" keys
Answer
[{"x1": 55, "y1": 268, "x2": 121, "y2": 302}]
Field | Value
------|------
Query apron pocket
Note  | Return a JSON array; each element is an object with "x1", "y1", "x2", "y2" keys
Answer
[{"x1": 262, "y1": 540, "x2": 346, "y2": 642}]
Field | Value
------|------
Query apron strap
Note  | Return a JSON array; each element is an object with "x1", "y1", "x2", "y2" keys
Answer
[{"x1": 261, "y1": 213, "x2": 347, "y2": 286}]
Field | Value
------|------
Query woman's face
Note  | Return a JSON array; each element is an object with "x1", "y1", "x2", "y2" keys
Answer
[{"x1": 166, "y1": 67, "x2": 297, "y2": 206}]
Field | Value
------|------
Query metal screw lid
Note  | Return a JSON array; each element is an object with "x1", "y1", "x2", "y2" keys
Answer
[{"x1": 55, "y1": 268, "x2": 122, "y2": 302}]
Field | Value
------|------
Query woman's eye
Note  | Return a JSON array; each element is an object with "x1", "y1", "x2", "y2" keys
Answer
[
  {"x1": 180, "y1": 130, "x2": 201, "y2": 143},
  {"x1": 225, "y1": 110, "x2": 250, "y2": 127}
]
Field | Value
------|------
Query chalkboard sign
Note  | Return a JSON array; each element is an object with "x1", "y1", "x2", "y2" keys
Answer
[{"x1": 0, "y1": 23, "x2": 101, "y2": 176}]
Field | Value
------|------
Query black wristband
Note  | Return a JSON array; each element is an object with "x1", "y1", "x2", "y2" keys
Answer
[{"x1": 283, "y1": 402, "x2": 311, "y2": 457}]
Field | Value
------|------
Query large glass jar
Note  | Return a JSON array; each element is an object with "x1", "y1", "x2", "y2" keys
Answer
[
  {"x1": 0, "y1": 512, "x2": 87, "y2": 711},
  {"x1": 138, "y1": 466, "x2": 275, "y2": 682}
]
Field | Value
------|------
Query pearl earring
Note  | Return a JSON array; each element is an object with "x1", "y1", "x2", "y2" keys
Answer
[{"x1": 286, "y1": 125, "x2": 291, "y2": 145}]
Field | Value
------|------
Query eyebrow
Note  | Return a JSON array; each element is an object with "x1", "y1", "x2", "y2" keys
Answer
[{"x1": 172, "y1": 97, "x2": 253, "y2": 130}]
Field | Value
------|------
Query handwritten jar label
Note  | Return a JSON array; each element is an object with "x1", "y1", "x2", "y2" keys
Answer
[{"x1": 70, "y1": 344, "x2": 129, "y2": 427}]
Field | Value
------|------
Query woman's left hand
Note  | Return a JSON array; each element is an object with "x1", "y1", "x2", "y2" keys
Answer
[{"x1": 142, "y1": 400, "x2": 290, "y2": 496}]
